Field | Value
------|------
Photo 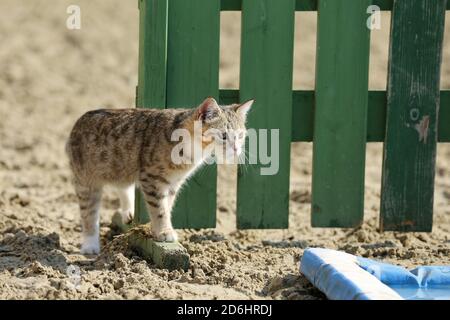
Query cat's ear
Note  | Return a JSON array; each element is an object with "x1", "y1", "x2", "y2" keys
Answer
[
  {"x1": 234, "y1": 99, "x2": 254, "y2": 119},
  {"x1": 197, "y1": 97, "x2": 220, "y2": 123}
]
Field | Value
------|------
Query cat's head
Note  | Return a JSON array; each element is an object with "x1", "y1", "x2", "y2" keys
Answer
[{"x1": 194, "y1": 97, "x2": 254, "y2": 162}]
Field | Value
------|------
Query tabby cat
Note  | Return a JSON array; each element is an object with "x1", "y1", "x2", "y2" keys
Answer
[{"x1": 66, "y1": 97, "x2": 253, "y2": 254}]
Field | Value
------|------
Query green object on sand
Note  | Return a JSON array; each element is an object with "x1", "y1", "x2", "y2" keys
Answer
[{"x1": 112, "y1": 212, "x2": 190, "y2": 271}]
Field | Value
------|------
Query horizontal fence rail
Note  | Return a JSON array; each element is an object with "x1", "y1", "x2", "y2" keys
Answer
[
  {"x1": 220, "y1": 90, "x2": 450, "y2": 143},
  {"x1": 220, "y1": 0, "x2": 450, "y2": 11}
]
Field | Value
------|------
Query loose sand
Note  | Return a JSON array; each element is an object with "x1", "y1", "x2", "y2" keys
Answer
[{"x1": 0, "y1": 1, "x2": 449, "y2": 299}]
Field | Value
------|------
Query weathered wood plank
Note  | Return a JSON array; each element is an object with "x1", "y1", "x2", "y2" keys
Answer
[
  {"x1": 380, "y1": 0, "x2": 446, "y2": 231},
  {"x1": 130, "y1": 233, "x2": 190, "y2": 271},
  {"x1": 237, "y1": 0, "x2": 295, "y2": 228},
  {"x1": 112, "y1": 213, "x2": 189, "y2": 271},
  {"x1": 312, "y1": 0, "x2": 371, "y2": 227}
]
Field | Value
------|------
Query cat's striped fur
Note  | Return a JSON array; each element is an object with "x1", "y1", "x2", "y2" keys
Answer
[{"x1": 66, "y1": 97, "x2": 253, "y2": 254}]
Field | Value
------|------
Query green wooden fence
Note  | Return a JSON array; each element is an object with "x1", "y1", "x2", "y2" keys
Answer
[{"x1": 135, "y1": 0, "x2": 449, "y2": 232}]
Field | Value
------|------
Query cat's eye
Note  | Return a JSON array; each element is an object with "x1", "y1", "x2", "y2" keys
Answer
[
  {"x1": 238, "y1": 132, "x2": 245, "y2": 139},
  {"x1": 221, "y1": 132, "x2": 227, "y2": 141}
]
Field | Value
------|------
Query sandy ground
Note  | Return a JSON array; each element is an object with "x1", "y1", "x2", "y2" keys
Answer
[{"x1": 0, "y1": 1, "x2": 449, "y2": 300}]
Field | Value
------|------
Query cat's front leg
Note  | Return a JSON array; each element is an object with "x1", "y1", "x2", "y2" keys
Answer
[
  {"x1": 139, "y1": 174, "x2": 178, "y2": 242},
  {"x1": 143, "y1": 195, "x2": 178, "y2": 242}
]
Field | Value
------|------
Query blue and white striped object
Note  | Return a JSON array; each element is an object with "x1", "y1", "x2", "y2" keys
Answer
[{"x1": 300, "y1": 248, "x2": 450, "y2": 300}]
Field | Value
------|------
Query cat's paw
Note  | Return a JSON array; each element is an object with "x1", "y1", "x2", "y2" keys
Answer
[
  {"x1": 154, "y1": 228, "x2": 178, "y2": 242},
  {"x1": 81, "y1": 236, "x2": 100, "y2": 255},
  {"x1": 120, "y1": 210, "x2": 134, "y2": 225}
]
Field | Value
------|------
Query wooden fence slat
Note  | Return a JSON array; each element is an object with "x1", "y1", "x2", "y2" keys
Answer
[
  {"x1": 237, "y1": 0, "x2": 295, "y2": 229},
  {"x1": 220, "y1": 0, "x2": 450, "y2": 11},
  {"x1": 135, "y1": 0, "x2": 168, "y2": 224},
  {"x1": 380, "y1": 0, "x2": 446, "y2": 232},
  {"x1": 311, "y1": 0, "x2": 371, "y2": 227},
  {"x1": 165, "y1": 0, "x2": 220, "y2": 228}
]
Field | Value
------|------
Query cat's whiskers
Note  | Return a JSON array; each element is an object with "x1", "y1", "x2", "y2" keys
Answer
[{"x1": 237, "y1": 150, "x2": 250, "y2": 174}]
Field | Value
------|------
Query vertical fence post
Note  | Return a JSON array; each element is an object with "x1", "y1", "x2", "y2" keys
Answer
[
  {"x1": 135, "y1": 0, "x2": 168, "y2": 224},
  {"x1": 380, "y1": 0, "x2": 446, "y2": 231},
  {"x1": 237, "y1": 0, "x2": 295, "y2": 229},
  {"x1": 166, "y1": 0, "x2": 221, "y2": 228},
  {"x1": 311, "y1": 0, "x2": 371, "y2": 227}
]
